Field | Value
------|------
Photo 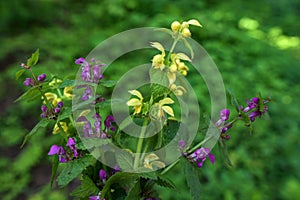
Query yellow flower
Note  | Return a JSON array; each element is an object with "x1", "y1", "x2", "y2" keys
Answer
[
  {"x1": 126, "y1": 90, "x2": 143, "y2": 115},
  {"x1": 43, "y1": 92, "x2": 62, "y2": 106},
  {"x1": 150, "y1": 42, "x2": 166, "y2": 70},
  {"x1": 154, "y1": 97, "x2": 175, "y2": 119},
  {"x1": 63, "y1": 86, "x2": 73, "y2": 99},
  {"x1": 143, "y1": 153, "x2": 166, "y2": 170},
  {"x1": 53, "y1": 122, "x2": 68, "y2": 134},
  {"x1": 49, "y1": 78, "x2": 62, "y2": 87},
  {"x1": 171, "y1": 21, "x2": 181, "y2": 32},
  {"x1": 169, "y1": 84, "x2": 186, "y2": 96}
]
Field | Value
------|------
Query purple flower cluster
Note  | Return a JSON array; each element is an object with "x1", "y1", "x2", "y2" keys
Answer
[
  {"x1": 48, "y1": 137, "x2": 78, "y2": 162},
  {"x1": 23, "y1": 73, "x2": 47, "y2": 87},
  {"x1": 75, "y1": 58, "x2": 105, "y2": 83},
  {"x1": 242, "y1": 97, "x2": 269, "y2": 122},
  {"x1": 40, "y1": 101, "x2": 64, "y2": 119},
  {"x1": 77, "y1": 113, "x2": 115, "y2": 138},
  {"x1": 215, "y1": 109, "x2": 232, "y2": 140},
  {"x1": 188, "y1": 147, "x2": 215, "y2": 168}
]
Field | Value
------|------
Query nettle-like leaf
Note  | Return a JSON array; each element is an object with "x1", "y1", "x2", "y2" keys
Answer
[
  {"x1": 57, "y1": 155, "x2": 95, "y2": 187},
  {"x1": 181, "y1": 157, "x2": 201, "y2": 200},
  {"x1": 26, "y1": 48, "x2": 39, "y2": 67},
  {"x1": 115, "y1": 150, "x2": 134, "y2": 170},
  {"x1": 70, "y1": 175, "x2": 99, "y2": 198},
  {"x1": 218, "y1": 139, "x2": 233, "y2": 168},
  {"x1": 149, "y1": 68, "x2": 169, "y2": 99},
  {"x1": 101, "y1": 172, "x2": 138, "y2": 199},
  {"x1": 21, "y1": 119, "x2": 50, "y2": 148},
  {"x1": 16, "y1": 69, "x2": 26, "y2": 80},
  {"x1": 59, "y1": 79, "x2": 75, "y2": 88},
  {"x1": 125, "y1": 179, "x2": 141, "y2": 200},
  {"x1": 155, "y1": 175, "x2": 176, "y2": 189}
]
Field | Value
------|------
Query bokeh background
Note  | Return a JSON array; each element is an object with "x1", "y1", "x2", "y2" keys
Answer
[{"x1": 0, "y1": 0, "x2": 299, "y2": 199}]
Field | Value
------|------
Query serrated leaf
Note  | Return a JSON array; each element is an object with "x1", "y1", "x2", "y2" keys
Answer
[
  {"x1": 21, "y1": 119, "x2": 50, "y2": 148},
  {"x1": 59, "y1": 79, "x2": 74, "y2": 88},
  {"x1": 101, "y1": 172, "x2": 138, "y2": 198},
  {"x1": 125, "y1": 179, "x2": 140, "y2": 200},
  {"x1": 100, "y1": 79, "x2": 117, "y2": 87},
  {"x1": 218, "y1": 139, "x2": 233, "y2": 168},
  {"x1": 181, "y1": 157, "x2": 201, "y2": 200},
  {"x1": 115, "y1": 150, "x2": 134, "y2": 171},
  {"x1": 16, "y1": 69, "x2": 26, "y2": 80},
  {"x1": 26, "y1": 49, "x2": 39, "y2": 67},
  {"x1": 57, "y1": 155, "x2": 95, "y2": 187},
  {"x1": 51, "y1": 154, "x2": 59, "y2": 188},
  {"x1": 70, "y1": 175, "x2": 99, "y2": 198},
  {"x1": 14, "y1": 86, "x2": 40, "y2": 102},
  {"x1": 138, "y1": 172, "x2": 157, "y2": 180},
  {"x1": 155, "y1": 175, "x2": 176, "y2": 189}
]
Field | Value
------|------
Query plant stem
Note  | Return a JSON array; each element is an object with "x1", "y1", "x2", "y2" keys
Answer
[
  {"x1": 188, "y1": 134, "x2": 214, "y2": 153},
  {"x1": 133, "y1": 119, "x2": 149, "y2": 169},
  {"x1": 161, "y1": 159, "x2": 180, "y2": 175}
]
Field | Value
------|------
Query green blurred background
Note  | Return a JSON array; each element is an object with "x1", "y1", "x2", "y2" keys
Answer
[{"x1": 0, "y1": 0, "x2": 299, "y2": 199}]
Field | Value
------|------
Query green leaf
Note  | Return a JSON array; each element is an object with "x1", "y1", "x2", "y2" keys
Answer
[
  {"x1": 57, "y1": 155, "x2": 95, "y2": 188},
  {"x1": 101, "y1": 172, "x2": 138, "y2": 198},
  {"x1": 115, "y1": 150, "x2": 134, "y2": 171},
  {"x1": 155, "y1": 174, "x2": 176, "y2": 189},
  {"x1": 14, "y1": 86, "x2": 40, "y2": 103},
  {"x1": 77, "y1": 138, "x2": 111, "y2": 150},
  {"x1": 16, "y1": 69, "x2": 26, "y2": 80},
  {"x1": 218, "y1": 139, "x2": 233, "y2": 168},
  {"x1": 59, "y1": 79, "x2": 75, "y2": 88},
  {"x1": 149, "y1": 68, "x2": 169, "y2": 99},
  {"x1": 138, "y1": 172, "x2": 157, "y2": 180},
  {"x1": 181, "y1": 157, "x2": 201, "y2": 200},
  {"x1": 100, "y1": 80, "x2": 117, "y2": 87},
  {"x1": 125, "y1": 179, "x2": 140, "y2": 200},
  {"x1": 96, "y1": 98, "x2": 125, "y2": 109},
  {"x1": 57, "y1": 107, "x2": 72, "y2": 121},
  {"x1": 70, "y1": 175, "x2": 99, "y2": 198},
  {"x1": 155, "y1": 28, "x2": 173, "y2": 36},
  {"x1": 21, "y1": 119, "x2": 50, "y2": 148},
  {"x1": 51, "y1": 154, "x2": 59, "y2": 188},
  {"x1": 26, "y1": 49, "x2": 39, "y2": 67}
]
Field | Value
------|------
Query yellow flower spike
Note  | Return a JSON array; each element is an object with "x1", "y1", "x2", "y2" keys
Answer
[
  {"x1": 53, "y1": 122, "x2": 68, "y2": 134},
  {"x1": 127, "y1": 90, "x2": 143, "y2": 115},
  {"x1": 143, "y1": 153, "x2": 159, "y2": 169},
  {"x1": 161, "y1": 105, "x2": 174, "y2": 117},
  {"x1": 182, "y1": 27, "x2": 191, "y2": 38},
  {"x1": 150, "y1": 42, "x2": 165, "y2": 56},
  {"x1": 151, "y1": 161, "x2": 166, "y2": 169},
  {"x1": 152, "y1": 54, "x2": 165, "y2": 70},
  {"x1": 167, "y1": 71, "x2": 176, "y2": 84},
  {"x1": 159, "y1": 97, "x2": 175, "y2": 117},
  {"x1": 171, "y1": 21, "x2": 181, "y2": 32},
  {"x1": 159, "y1": 97, "x2": 174, "y2": 105},
  {"x1": 49, "y1": 78, "x2": 62, "y2": 87},
  {"x1": 63, "y1": 86, "x2": 73, "y2": 99},
  {"x1": 43, "y1": 92, "x2": 58, "y2": 105},
  {"x1": 181, "y1": 70, "x2": 188, "y2": 76},
  {"x1": 182, "y1": 21, "x2": 189, "y2": 28}
]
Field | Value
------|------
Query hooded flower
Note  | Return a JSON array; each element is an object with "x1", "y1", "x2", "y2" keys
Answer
[
  {"x1": 189, "y1": 147, "x2": 215, "y2": 168},
  {"x1": 126, "y1": 90, "x2": 144, "y2": 115},
  {"x1": 150, "y1": 42, "x2": 166, "y2": 70}
]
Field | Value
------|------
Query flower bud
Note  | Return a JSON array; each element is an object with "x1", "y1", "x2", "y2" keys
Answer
[
  {"x1": 182, "y1": 21, "x2": 189, "y2": 28},
  {"x1": 171, "y1": 21, "x2": 181, "y2": 31},
  {"x1": 23, "y1": 78, "x2": 33, "y2": 86},
  {"x1": 41, "y1": 105, "x2": 48, "y2": 112},
  {"x1": 169, "y1": 64, "x2": 177, "y2": 73},
  {"x1": 169, "y1": 83, "x2": 177, "y2": 91},
  {"x1": 54, "y1": 107, "x2": 61, "y2": 113},
  {"x1": 181, "y1": 28, "x2": 191, "y2": 37},
  {"x1": 99, "y1": 169, "x2": 107, "y2": 180},
  {"x1": 37, "y1": 73, "x2": 47, "y2": 82},
  {"x1": 57, "y1": 101, "x2": 64, "y2": 108},
  {"x1": 180, "y1": 70, "x2": 187, "y2": 76}
]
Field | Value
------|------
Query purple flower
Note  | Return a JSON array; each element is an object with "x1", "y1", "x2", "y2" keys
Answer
[
  {"x1": 48, "y1": 145, "x2": 67, "y2": 163},
  {"x1": 104, "y1": 115, "x2": 115, "y2": 132},
  {"x1": 89, "y1": 196, "x2": 100, "y2": 200},
  {"x1": 81, "y1": 64, "x2": 91, "y2": 82},
  {"x1": 66, "y1": 137, "x2": 78, "y2": 158},
  {"x1": 94, "y1": 113, "x2": 102, "y2": 135},
  {"x1": 179, "y1": 140, "x2": 185, "y2": 150},
  {"x1": 37, "y1": 73, "x2": 47, "y2": 82},
  {"x1": 54, "y1": 107, "x2": 61, "y2": 113},
  {"x1": 189, "y1": 147, "x2": 215, "y2": 168},
  {"x1": 57, "y1": 101, "x2": 64, "y2": 108},
  {"x1": 75, "y1": 57, "x2": 88, "y2": 65},
  {"x1": 41, "y1": 105, "x2": 47, "y2": 112},
  {"x1": 93, "y1": 65, "x2": 104, "y2": 83},
  {"x1": 99, "y1": 169, "x2": 107, "y2": 181},
  {"x1": 84, "y1": 121, "x2": 93, "y2": 137},
  {"x1": 220, "y1": 109, "x2": 230, "y2": 121},
  {"x1": 23, "y1": 78, "x2": 34, "y2": 86},
  {"x1": 243, "y1": 97, "x2": 259, "y2": 112},
  {"x1": 82, "y1": 86, "x2": 93, "y2": 101}
]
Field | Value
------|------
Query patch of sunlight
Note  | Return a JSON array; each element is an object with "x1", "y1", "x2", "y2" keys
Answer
[{"x1": 238, "y1": 17, "x2": 260, "y2": 30}]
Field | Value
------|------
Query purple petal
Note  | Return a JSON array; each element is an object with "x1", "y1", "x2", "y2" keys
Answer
[
  {"x1": 208, "y1": 153, "x2": 215, "y2": 164},
  {"x1": 99, "y1": 169, "x2": 107, "y2": 180},
  {"x1": 48, "y1": 145, "x2": 61, "y2": 155},
  {"x1": 66, "y1": 137, "x2": 76, "y2": 147}
]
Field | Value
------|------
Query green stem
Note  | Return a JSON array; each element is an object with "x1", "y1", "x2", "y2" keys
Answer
[
  {"x1": 166, "y1": 38, "x2": 179, "y2": 65},
  {"x1": 161, "y1": 159, "x2": 180, "y2": 175},
  {"x1": 133, "y1": 119, "x2": 149, "y2": 169},
  {"x1": 188, "y1": 134, "x2": 214, "y2": 154},
  {"x1": 56, "y1": 121, "x2": 68, "y2": 141}
]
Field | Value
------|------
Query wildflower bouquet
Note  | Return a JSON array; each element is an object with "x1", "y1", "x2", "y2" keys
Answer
[{"x1": 17, "y1": 19, "x2": 270, "y2": 200}]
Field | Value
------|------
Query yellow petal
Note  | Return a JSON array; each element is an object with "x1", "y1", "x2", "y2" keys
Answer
[
  {"x1": 187, "y1": 19, "x2": 202, "y2": 27},
  {"x1": 150, "y1": 42, "x2": 165, "y2": 54},
  {"x1": 167, "y1": 72, "x2": 176, "y2": 84},
  {"x1": 127, "y1": 98, "x2": 141, "y2": 106},
  {"x1": 144, "y1": 153, "x2": 159, "y2": 163},
  {"x1": 151, "y1": 161, "x2": 166, "y2": 169},
  {"x1": 133, "y1": 105, "x2": 142, "y2": 115},
  {"x1": 159, "y1": 97, "x2": 174, "y2": 105},
  {"x1": 162, "y1": 106, "x2": 174, "y2": 117},
  {"x1": 176, "y1": 53, "x2": 192, "y2": 62},
  {"x1": 128, "y1": 90, "x2": 143, "y2": 100}
]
